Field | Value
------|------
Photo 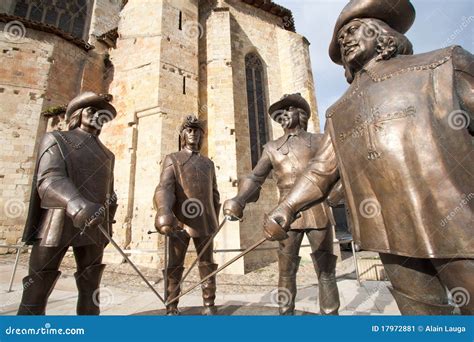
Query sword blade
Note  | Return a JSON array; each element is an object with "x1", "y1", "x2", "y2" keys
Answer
[
  {"x1": 167, "y1": 237, "x2": 267, "y2": 305},
  {"x1": 175, "y1": 217, "x2": 228, "y2": 290},
  {"x1": 97, "y1": 224, "x2": 166, "y2": 305}
]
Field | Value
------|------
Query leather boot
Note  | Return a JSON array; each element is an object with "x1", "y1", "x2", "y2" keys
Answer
[
  {"x1": 277, "y1": 251, "x2": 301, "y2": 315},
  {"x1": 311, "y1": 250, "x2": 340, "y2": 315},
  {"x1": 74, "y1": 264, "x2": 106, "y2": 315},
  {"x1": 389, "y1": 287, "x2": 454, "y2": 315},
  {"x1": 164, "y1": 266, "x2": 185, "y2": 315},
  {"x1": 198, "y1": 262, "x2": 218, "y2": 315},
  {"x1": 17, "y1": 270, "x2": 61, "y2": 315}
]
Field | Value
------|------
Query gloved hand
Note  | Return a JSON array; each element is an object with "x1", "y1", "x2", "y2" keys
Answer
[
  {"x1": 154, "y1": 213, "x2": 180, "y2": 236},
  {"x1": 67, "y1": 197, "x2": 105, "y2": 229},
  {"x1": 263, "y1": 202, "x2": 296, "y2": 241},
  {"x1": 222, "y1": 198, "x2": 244, "y2": 221}
]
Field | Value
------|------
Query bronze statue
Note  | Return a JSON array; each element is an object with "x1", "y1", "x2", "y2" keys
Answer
[
  {"x1": 154, "y1": 115, "x2": 220, "y2": 315},
  {"x1": 264, "y1": 0, "x2": 474, "y2": 315},
  {"x1": 223, "y1": 94, "x2": 340, "y2": 315},
  {"x1": 18, "y1": 92, "x2": 118, "y2": 315}
]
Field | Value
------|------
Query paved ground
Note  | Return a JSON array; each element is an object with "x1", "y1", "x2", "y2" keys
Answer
[{"x1": 0, "y1": 251, "x2": 400, "y2": 316}]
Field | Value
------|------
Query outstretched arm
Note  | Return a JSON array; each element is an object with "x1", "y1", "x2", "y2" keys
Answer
[
  {"x1": 223, "y1": 149, "x2": 273, "y2": 220},
  {"x1": 264, "y1": 131, "x2": 339, "y2": 240}
]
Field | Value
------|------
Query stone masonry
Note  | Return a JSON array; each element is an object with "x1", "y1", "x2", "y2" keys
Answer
[{"x1": 0, "y1": 0, "x2": 320, "y2": 274}]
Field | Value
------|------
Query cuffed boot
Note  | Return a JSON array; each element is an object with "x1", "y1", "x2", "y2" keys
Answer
[
  {"x1": 164, "y1": 266, "x2": 185, "y2": 315},
  {"x1": 74, "y1": 264, "x2": 106, "y2": 315},
  {"x1": 198, "y1": 262, "x2": 218, "y2": 315},
  {"x1": 277, "y1": 251, "x2": 301, "y2": 315},
  {"x1": 17, "y1": 270, "x2": 61, "y2": 315},
  {"x1": 311, "y1": 251, "x2": 340, "y2": 315},
  {"x1": 389, "y1": 287, "x2": 454, "y2": 315}
]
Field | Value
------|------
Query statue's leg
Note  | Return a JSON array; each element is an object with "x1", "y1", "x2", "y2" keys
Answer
[
  {"x1": 17, "y1": 244, "x2": 67, "y2": 315},
  {"x1": 307, "y1": 227, "x2": 340, "y2": 315},
  {"x1": 432, "y1": 258, "x2": 474, "y2": 315},
  {"x1": 73, "y1": 243, "x2": 106, "y2": 315},
  {"x1": 164, "y1": 232, "x2": 189, "y2": 315},
  {"x1": 194, "y1": 236, "x2": 218, "y2": 315},
  {"x1": 277, "y1": 231, "x2": 303, "y2": 315},
  {"x1": 379, "y1": 253, "x2": 454, "y2": 315}
]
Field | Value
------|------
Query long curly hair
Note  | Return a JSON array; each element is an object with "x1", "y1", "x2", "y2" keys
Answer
[
  {"x1": 298, "y1": 109, "x2": 309, "y2": 131},
  {"x1": 67, "y1": 109, "x2": 83, "y2": 130}
]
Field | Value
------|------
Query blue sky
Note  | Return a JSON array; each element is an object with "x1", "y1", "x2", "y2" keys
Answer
[{"x1": 277, "y1": 0, "x2": 474, "y2": 130}]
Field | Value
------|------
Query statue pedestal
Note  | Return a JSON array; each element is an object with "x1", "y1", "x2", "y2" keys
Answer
[{"x1": 133, "y1": 305, "x2": 317, "y2": 316}]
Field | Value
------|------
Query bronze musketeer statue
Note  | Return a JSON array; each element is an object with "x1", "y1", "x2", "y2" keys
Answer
[
  {"x1": 154, "y1": 115, "x2": 221, "y2": 315},
  {"x1": 18, "y1": 92, "x2": 118, "y2": 315},
  {"x1": 264, "y1": 0, "x2": 473, "y2": 315},
  {"x1": 224, "y1": 94, "x2": 340, "y2": 315}
]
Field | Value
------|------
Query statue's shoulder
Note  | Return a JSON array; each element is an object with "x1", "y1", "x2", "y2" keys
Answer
[
  {"x1": 39, "y1": 131, "x2": 59, "y2": 147},
  {"x1": 164, "y1": 151, "x2": 181, "y2": 166},
  {"x1": 369, "y1": 46, "x2": 460, "y2": 80},
  {"x1": 264, "y1": 135, "x2": 287, "y2": 153},
  {"x1": 37, "y1": 131, "x2": 60, "y2": 156},
  {"x1": 450, "y1": 45, "x2": 474, "y2": 75}
]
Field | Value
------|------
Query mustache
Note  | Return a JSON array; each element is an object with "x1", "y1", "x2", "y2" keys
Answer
[{"x1": 343, "y1": 42, "x2": 359, "y2": 55}]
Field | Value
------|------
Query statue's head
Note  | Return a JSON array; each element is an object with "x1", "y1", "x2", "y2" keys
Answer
[
  {"x1": 329, "y1": 0, "x2": 415, "y2": 83},
  {"x1": 179, "y1": 115, "x2": 205, "y2": 151},
  {"x1": 268, "y1": 93, "x2": 311, "y2": 131},
  {"x1": 66, "y1": 92, "x2": 116, "y2": 133},
  {"x1": 338, "y1": 18, "x2": 413, "y2": 82}
]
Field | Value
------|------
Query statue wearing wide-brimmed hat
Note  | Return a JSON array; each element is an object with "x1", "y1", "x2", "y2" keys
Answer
[
  {"x1": 18, "y1": 92, "x2": 118, "y2": 316},
  {"x1": 264, "y1": 0, "x2": 474, "y2": 315},
  {"x1": 224, "y1": 93, "x2": 340, "y2": 315}
]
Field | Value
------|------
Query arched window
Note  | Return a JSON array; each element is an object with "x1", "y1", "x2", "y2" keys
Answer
[
  {"x1": 13, "y1": 0, "x2": 91, "y2": 40},
  {"x1": 245, "y1": 53, "x2": 268, "y2": 168}
]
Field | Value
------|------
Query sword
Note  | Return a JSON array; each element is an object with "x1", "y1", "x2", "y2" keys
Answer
[
  {"x1": 97, "y1": 223, "x2": 166, "y2": 305},
  {"x1": 166, "y1": 213, "x2": 295, "y2": 305},
  {"x1": 163, "y1": 234, "x2": 169, "y2": 301},
  {"x1": 166, "y1": 236, "x2": 267, "y2": 305},
  {"x1": 175, "y1": 216, "x2": 230, "y2": 290}
]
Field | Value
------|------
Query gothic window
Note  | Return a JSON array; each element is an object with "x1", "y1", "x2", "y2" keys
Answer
[
  {"x1": 245, "y1": 53, "x2": 268, "y2": 168},
  {"x1": 13, "y1": 0, "x2": 91, "y2": 40}
]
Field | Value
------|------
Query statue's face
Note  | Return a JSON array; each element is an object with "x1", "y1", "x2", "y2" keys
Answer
[
  {"x1": 338, "y1": 19, "x2": 378, "y2": 72},
  {"x1": 81, "y1": 106, "x2": 98, "y2": 128},
  {"x1": 81, "y1": 106, "x2": 110, "y2": 130},
  {"x1": 183, "y1": 127, "x2": 201, "y2": 149},
  {"x1": 280, "y1": 106, "x2": 300, "y2": 129}
]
